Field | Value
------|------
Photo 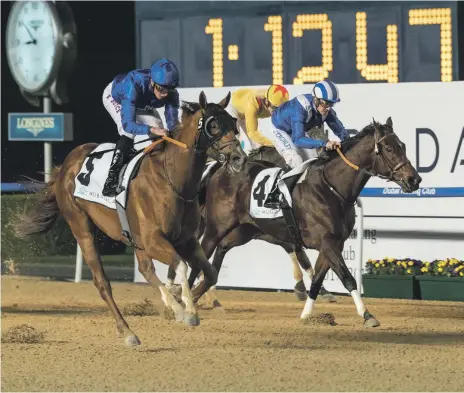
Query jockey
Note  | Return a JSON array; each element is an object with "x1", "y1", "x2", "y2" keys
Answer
[
  {"x1": 266, "y1": 79, "x2": 348, "y2": 169},
  {"x1": 101, "y1": 58, "x2": 180, "y2": 197},
  {"x1": 228, "y1": 85, "x2": 290, "y2": 153},
  {"x1": 263, "y1": 79, "x2": 349, "y2": 208}
]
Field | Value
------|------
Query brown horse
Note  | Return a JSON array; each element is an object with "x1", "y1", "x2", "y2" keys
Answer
[
  {"x1": 13, "y1": 91, "x2": 246, "y2": 346},
  {"x1": 188, "y1": 117, "x2": 422, "y2": 327},
  {"x1": 166, "y1": 146, "x2": 338, "y2": 307}
]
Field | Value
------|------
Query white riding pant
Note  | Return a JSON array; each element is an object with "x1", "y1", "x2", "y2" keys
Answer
[
  {"x1": 261, "y1": 125, "x2": 318, "y2": 169},
  {"x1": 102, "y1": 82, "x2": 164, "y2": 140},
  {"x1": 226, "y1": 104, "x2": 261, "y2": 154}
]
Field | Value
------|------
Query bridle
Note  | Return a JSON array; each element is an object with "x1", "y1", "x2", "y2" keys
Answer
[
  {"x1": 322, "y1": 129, "x2": 410, "y2": 205},
  {"x1": 164, "y1": 111, "x2": 237, "y2": 202}
]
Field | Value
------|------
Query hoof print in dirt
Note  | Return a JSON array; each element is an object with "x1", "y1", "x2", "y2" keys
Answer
[
  {"x1": 123, "y1": 298, "x2": 159, "y2": 317},
  {"x1": 1, "y1": 324, "x2": 46, "y2": 344},
  {"x1": 301, "y1": 313, "x2": 337, "y2": 326}
]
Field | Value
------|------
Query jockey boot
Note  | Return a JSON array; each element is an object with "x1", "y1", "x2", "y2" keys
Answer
[
  {"x1": 263, "y1": 164, "x2": 293, "y2": 209},
  {"x1": 280, "y1": 164, "x2": 300, "y2": 208},
  {"x1": 102, "y1": 135, "x2": 134, "y2": 197}
]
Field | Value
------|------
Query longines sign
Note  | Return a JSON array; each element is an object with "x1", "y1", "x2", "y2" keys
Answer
[{"x1": 8, "y1": 113, "x2": 74, "y2": 141}]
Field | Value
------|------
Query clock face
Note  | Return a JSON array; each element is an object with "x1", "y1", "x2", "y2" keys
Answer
[{"x1": 6, "y1": 1, "x2": 59, "y2": 92}]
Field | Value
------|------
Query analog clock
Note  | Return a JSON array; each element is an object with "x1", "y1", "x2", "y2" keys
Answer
[{"x1": 6, "y1": 1, "x2": 64, "y2": 94}]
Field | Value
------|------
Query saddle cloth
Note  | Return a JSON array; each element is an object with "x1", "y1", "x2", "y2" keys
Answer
[
  {"x1": 249, "y1": 158, "x2": 317, "y2": 219},
  {"x1": 73, "y1": 136, "x2": 152, "y2": 209},
  {"x1": 73, "y1": 136, "x2": 220, "y2": 210}
]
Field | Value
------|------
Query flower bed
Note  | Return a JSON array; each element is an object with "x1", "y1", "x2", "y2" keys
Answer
[
  {"x1": 363, "y1": 258, "x2": 464, "y2": 301},
  {"x1": 365, "y1": 258, "x2": 464, "y2": 277}
]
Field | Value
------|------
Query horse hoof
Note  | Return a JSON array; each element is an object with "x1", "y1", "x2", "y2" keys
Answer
[
  {"x1": 294, "y1": 289, "x2": 308, "y2": 302},
  {"x1": 184, "y1": 313, "x2": 200, "y2": 327},
  {"x1": 125, "y1": 335, "x2": 141, "y2": 347},
  {"x1": 321, "y1": 293, "x2": 337, "y2": 303},
  {"x1": 364, "y1": 317, "x2": 381, "y2": 328}
]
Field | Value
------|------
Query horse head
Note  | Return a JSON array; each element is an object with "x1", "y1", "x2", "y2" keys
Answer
[
  {"x1": 182, "y1": 91, "x2": 246, "y2": 172},
  {"x1": 367, "y1": 117, "x2": 422, "y2": 192}
]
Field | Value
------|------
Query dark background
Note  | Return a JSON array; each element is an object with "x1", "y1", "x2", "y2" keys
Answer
[
  {"x1": 1, "y1": 1, "x2": 135, "y2": 182},
  {"x1": 2, "y1": 1, "x2": 464, "y2": 182}
]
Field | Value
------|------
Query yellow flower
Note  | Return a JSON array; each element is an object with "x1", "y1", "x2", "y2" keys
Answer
[
  {"x1": 387, "y1": 257, "x2": 395, "y2": 262},
  {"x1": 402, "y1": 262, "x2": 407, "y2": 268},
  {"x1": 426, "y1": 262, "x2": 430, "y2": 266},
  {"x1": 375, "y1": 263, "x2": 380, "y2": 268},
  {"x1": 438, "y1": 268, "x2": 443, "y2": 272},
  {"x1": 406, "y1": 269, "x2": 412, "y2": 274},
  {"x1": 460, "y1": 272, "x2": 463, "y2": 277},
  {"x1": 408, "y1": 261, "x2": 414, "y2": 266},
  {"x1": 397, "y1": 262, "x2": 401, "y2": 266}
]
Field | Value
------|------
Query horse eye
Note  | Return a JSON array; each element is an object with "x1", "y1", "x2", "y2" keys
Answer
[{"x1": 386, "y1": 147, "x2": 393, "y2": 153}]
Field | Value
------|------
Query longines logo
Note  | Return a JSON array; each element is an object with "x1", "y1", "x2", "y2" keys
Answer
[{"x1": 16, "y1": 117, "x2": 55, "y2": 137}]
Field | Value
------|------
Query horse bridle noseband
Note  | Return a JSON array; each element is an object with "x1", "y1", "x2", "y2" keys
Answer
[
  {"x1": 322, "y1": 131, "x2": 410, "y2": 205},
  {"x1": 164, "y1": 113, "x2": 237, "y2": 202}
]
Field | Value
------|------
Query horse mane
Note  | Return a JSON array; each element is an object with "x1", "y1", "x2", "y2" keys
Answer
[
  {"x1": 315, "y1": 122, "x2": 377, "y2": 165},
  {"x1": 169, "y1": 100, "x2": 202, "y2": 140}
]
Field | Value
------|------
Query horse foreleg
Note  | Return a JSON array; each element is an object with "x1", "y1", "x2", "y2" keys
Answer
[
  {"x1": 175, "y1": 260, "x2": 198, "y2": 324},
  {"x1": 134, "y1": 249, "x2": 189, "y2": 325},
  {"x1": 165, "y1": 261, "x2": 182, "y2": 302},
  {"x1": 318, "y1": 236, "x2": 380, "y2": 327},
  {"x1": 177, "y1": 237, "x2": 218, "y2": 304},
  {"x1": 300, "y1": 254, "x2": 330, "y2": 320}
]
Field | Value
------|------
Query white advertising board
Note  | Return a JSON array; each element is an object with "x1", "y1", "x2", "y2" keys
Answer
[{"x1": 135, "y1": 82, "x2": 464, "y2": 294}]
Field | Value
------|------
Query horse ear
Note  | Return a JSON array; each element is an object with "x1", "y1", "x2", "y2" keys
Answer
[
  {"x1": 372, "y1": 118, "x2": 380, "y2": 132},
  {"x1": 386, "y1": 117, "x2": 393, "y2": 127},
  {"x1": 199, "y1": 91, "x2": 207, "y2": 112},
  {"x1": 218, "y1": 91, "x2": 231, "y2": 109}
]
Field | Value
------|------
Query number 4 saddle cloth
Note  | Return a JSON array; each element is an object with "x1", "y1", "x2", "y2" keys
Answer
[{"x1": 249, "y1": 158, "x2": 316, "y2": 219}]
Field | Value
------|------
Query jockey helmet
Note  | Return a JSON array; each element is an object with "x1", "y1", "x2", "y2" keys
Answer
[
  {"x1": 265, "y1": 84, "x2": 290, "y2": 108},
  {"x1": 150, "y1": 58, "x2": 180, "y2": 88},
  {"x1": 313, "y1": 79, "x2": 341, "y2": 103}
]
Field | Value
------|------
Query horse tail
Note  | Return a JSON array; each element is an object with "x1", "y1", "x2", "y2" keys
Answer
[{"x1": 13, "y1": 167, "x2": 62, "y2": 239}]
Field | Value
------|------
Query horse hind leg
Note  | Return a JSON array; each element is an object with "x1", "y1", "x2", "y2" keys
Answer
[
  {"x1": 286, "y1": 248, "x2": 307, "y2": 301},
  {"x1": 64, "y1": 210, "x2": 140, "y2": 346},
  {"x1": 293, "y1": 248, "x2": 337, "y2": 303}
]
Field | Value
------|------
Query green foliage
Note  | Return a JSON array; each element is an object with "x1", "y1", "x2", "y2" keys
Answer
[{"x1": 1, "y1": 194, "x2": 126, "y2": 260}]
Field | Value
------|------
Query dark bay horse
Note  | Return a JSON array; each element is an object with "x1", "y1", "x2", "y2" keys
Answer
[
  {"x1": 166, "y1": 146, "x2": 338, "y2": 307},
  {"x1": 13, "y1": 91, "x2": 246, "y2": 346},
  {"x1": 189, "y1": 117, "x2": 422, "y2": 327}
]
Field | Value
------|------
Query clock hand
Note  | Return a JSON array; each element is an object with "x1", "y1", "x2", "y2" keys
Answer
[{"x1": 20, "y1": 21, "x2": 37, "y2": 44}]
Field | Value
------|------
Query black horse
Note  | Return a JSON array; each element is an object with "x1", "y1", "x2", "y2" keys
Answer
[{"x1": 188, "y1": 118, "x2": 422, "y2": 327}]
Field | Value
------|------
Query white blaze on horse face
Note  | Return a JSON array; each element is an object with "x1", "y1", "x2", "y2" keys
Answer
[{"x1": 350, "y1": 289, "x2": 366, "y2": 317}]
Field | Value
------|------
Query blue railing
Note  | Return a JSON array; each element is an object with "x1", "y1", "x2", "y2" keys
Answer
[
  {"x1": 2, "y1": 183, "x2": 463, "y2": 197},
  {"x1": 1, "y1": 183, "x2": 44, "y2": 193}
]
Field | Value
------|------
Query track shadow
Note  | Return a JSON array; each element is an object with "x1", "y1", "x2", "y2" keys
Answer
[
  {"x1": 316, "y1": 330, "x2": 464, "y2": 345},
  {"x1": 2, "y1": 307, "x2": 108, "y2": 316},
  {"x1": 143, "y1": 347, "x2": 180, "y2": 353}
]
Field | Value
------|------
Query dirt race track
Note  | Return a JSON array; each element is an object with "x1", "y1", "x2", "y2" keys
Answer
[{"x1": 2, "y1": 276, "x2": 464, "y2": 392}]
